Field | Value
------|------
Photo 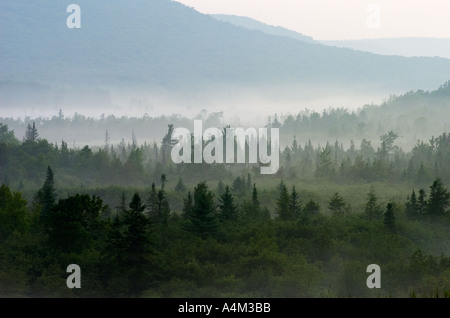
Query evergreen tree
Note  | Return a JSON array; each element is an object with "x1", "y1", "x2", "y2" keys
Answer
[
  {"x1": 186, "y1": 182, "x2": 218, "y2": 238},
  {"x1": 289, "y1": 186, "x2": 302, "y2": 219},
  {"x1": 175, "y1": 177, "x2": 187, "y2": 192},
  {"x1": 246, "y1": 173, "x2": 252, "y2": 191},
  {"x1": 304, "y1": 199, "x2": 320, "y2": 217},
  {"x1": 182, "y1": 191, "x2": 193, "y2": 221},
  {"x1": 0, "y1": 123, "x2": 19, "y2": 145},
  {"x1": 146, "y1": 183, "x2": 159, "y2": 218},
  {"x1": 384, "y1": 202, "x2": 396, "y2": 232},
  {"x1": 365, "y1": 186, "x2": 382, "y2": 220},
  {"x1": 34, "y1": 166, "x2": 57, "y2": 227},
  {"x1": 216, "y1": 180, "x2": 225, "y2": 196},
  {"x1": 116, "y1": 193, "x2": 153, "y2": 296},
  {"x1": 252, "y1": 183, "x2": 260, "y2": 211},
  {"x1": 417, "y1": 189, "x2": 427, "y2": 215},
  {"x1": 232, "y1": 176, "x2": 246, "y2": 195},
  {"x1": 218, "y1": 186, "x2": 239, "y2": 222},
  {"x1": 427, "y1": 178, "x2": 450, "y2": 215},
  {"x1": 23, "y1": 122, "x2": 39, "y2": 143},
  {"x1": 328, "y1": 192, "x2": 347, "y2": 217},
  {"x1": 405, "y1": 189, "x2": 418, "y2": 218},
  {"x1": 161, "y1": 124, "x2": 177, "y2": 164},
  {"x1": 48, "y1": 194, "x2": 105, "y2": 252},
  {"x1": 276, "y1": 181, "x2": 293, "y2": 220},
  {"x1": 156, "y1": 188, "x2": 170, "y2": 225}
]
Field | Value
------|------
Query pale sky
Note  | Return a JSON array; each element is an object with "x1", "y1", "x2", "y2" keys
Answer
[{"x1": 174, "y1": 0, "x2": 450, "y2": 40}]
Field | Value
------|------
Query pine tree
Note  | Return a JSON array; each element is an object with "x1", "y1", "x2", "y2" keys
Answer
[
  {"x1": 218, "y1": 186, "x2": 239, "y2": 222},
  {"x1": 417, "y1": 189, "x2": 427, "y2": 215},
  {"x1": 252, "y1": 183, "x2": 260, "y2": 211},
  {"x1": 276, "y1": 181, "x2": 292, "y2": 220},
  {"x1": 146, "y1": 183, "x2": 159, "y2": 218},
  {"x1": 232, "y1": 176, "x2": 246, "y2": 195},
  {"x1": 186, "y1": 182, "x2": 218, "y2": 238},
  {"x1": 156, "y1": 188, "x2": 170, "y2": 225},
  {"x1": 328, "y1": 192, "x2": 347, "y2": 217},
  {"x1": 175, "y1": 177, "x2": 187, "y2": 192},
  {"x1": 365, "y1": 186, "x2": 382, "y2": 220},
  {"x1": 304, "y1": 199, "x2": 320, "y2": 217},
  {"x1": 35, "y1": 166, "x2": 57, "y2": 227},
  {"x1": 122, "y1": 193, "x2": 153, "y2": 296},
  {"x1": 427, "y1": 178, "x2": 450, "y2": 215},
  {"x1": 182, "y1": 191, "x2": 193, "y2": 221},
  {"x1": 246, "y1": 173, "x2": 252, "y2": 191},
  {"x1": 405, "y1": 189, "x2": 418, "y2": 218},
  {"x1": 161, "y1": 124, "x2": 177, "y2": 164},
  {"x1": 384, "y1": 203, "x2": 396, "y2": 232},
  {"x1": 289, "y1": 186, "x2": 302, "y2": 219},
  {"x1": 216, "y1": 180, "x2": 225, "y2": 196},
  {"x1": 23, "y1": 122, "x2": 39, "y2": 143}
]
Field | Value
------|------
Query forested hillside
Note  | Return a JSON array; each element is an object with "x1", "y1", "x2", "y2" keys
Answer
[{"x1": 1, "y1": 84, "x2": 450, "y2": 296}]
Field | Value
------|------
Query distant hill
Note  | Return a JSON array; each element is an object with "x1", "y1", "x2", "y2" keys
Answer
[
  {"x1": 1, "y1": 0, "x2": 450, "y2": 118},
  {"x1": 321, "y1": 38, "x2": 450, "y2": 60},
  {"x1": 210, "y1": 14, "x2": 316, "y2": 44}
]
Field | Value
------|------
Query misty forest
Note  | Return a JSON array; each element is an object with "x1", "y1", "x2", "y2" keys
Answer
[
  {"x1": 2, "y1": 0, "x2": 450, "y2": 299},
  {"x1": 1, "y1": 82, "x2": 450, "y2": 298}
]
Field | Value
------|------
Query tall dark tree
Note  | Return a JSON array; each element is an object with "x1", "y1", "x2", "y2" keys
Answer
[
  {"x1": 417, "y1": 189, "x2": 428, "y2": 215},
  {"x1": 175, "y1": 177, "x2": 187, "y2": 192},
  {"x1": 146, "y1": 183, "x2": 159, "y2": 218},
  {"x1": 276, "y1": 181, "x2": 293, "y2": 220},
  {"x1": 384, "y1": 203, "x2": 396, "y2": 232},
  {"x1": 216, "y1": 180, "x2": 225, "y2": 196},
  {"x1": 48, "y1": 194, "x2": 106, "y2": 252},
  {"x1": 185, "y1": 182, "x2": 218, "y2": 238},
  {"x1": 107, "y1": 193, "x2": 153, "y2": 296},
  {"x1": 405, "y1": 189, "x2": 418, "y2": 218},
  {"x1": 252, "y1": 183, "x2": 260, "y2": 211},
  {"x1": 23, "y1": 122, "x2": 39, "y2": 143},
  {"x1": 289, "y1": 186, "x2": 303, "y2": 219},
  {"x1": 232, "y1": 176, "x2": 246, "y2": 195},
  {"x1": 34, "y1": 166, "x2": 57, "y2": 227},
  {"x1": 427, "y1": 178, "x2": 450, "y2": 215},
  {"x1": 161, "y1": 124, "x2": 177, "y2": 164},
  {"x1": 218, "y1": 186, "x2": 239, "y2": 222},
  {"x1": 304, "y1": 199, "x2": 320, "y2": 217},
  {"x1": 328, "y1": 192, "x2": 347, "y2": 217},
  {"x1": 365, "y1": 186, "x2": 382, "y2": 220},
  {"x1": 182, "y1": 191, "x2": 194, "y2": 221}
]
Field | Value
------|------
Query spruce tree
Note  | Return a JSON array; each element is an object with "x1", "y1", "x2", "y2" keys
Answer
[
  {"x1": 182, "y1": 191, "x2": 193, "y2": 221},
  {"x1": 304, "y1": 199, "x2": 320, "y2": 217},
  {"x1": 289, "y1": 186, "x2": 302, "y2": 219},
  {"x1": 328, "y1": 192, "x2": 347, "y2": 217},
  {"x1": 384, "y1": 203, "x2": 396, "y2": 232},
  {"x1": 417, "y1": 189, "x2": 427, "y2": 215},
  {"x1": 23, "y1": 122, "x2": 39, "y2": 143},
  {"x1": 218, "y1": 186, "x2": 239, "y2": 222},
  {"x1": 252, "y1": 183, "x2": 260, "y2": 211},
  {"x1": 35, "y1": 166, "x2": 57, "y2": 227},
  {"x1": 427, "y1": 178, "x2": 450, "y2": 215},
  {"x1": 276, "y1": 181, "x2": 292, "y2": 220},
  {"x1": 405, "y1": 189, "x2": 418, "y2": 218},
  {"x1": 175, "y1": 177, "x2": 187, "y2": 192},
  {"x1": 186, "y1": 182, "x2": 218, "y2": 238},
  {"x1": 365, "y1": 186, "x2": 382, "y2": 220}
]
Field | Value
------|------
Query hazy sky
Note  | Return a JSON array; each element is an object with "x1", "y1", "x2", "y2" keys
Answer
[{"x1": 174, "y1": 0, "x2": 450, "y2": 40}]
